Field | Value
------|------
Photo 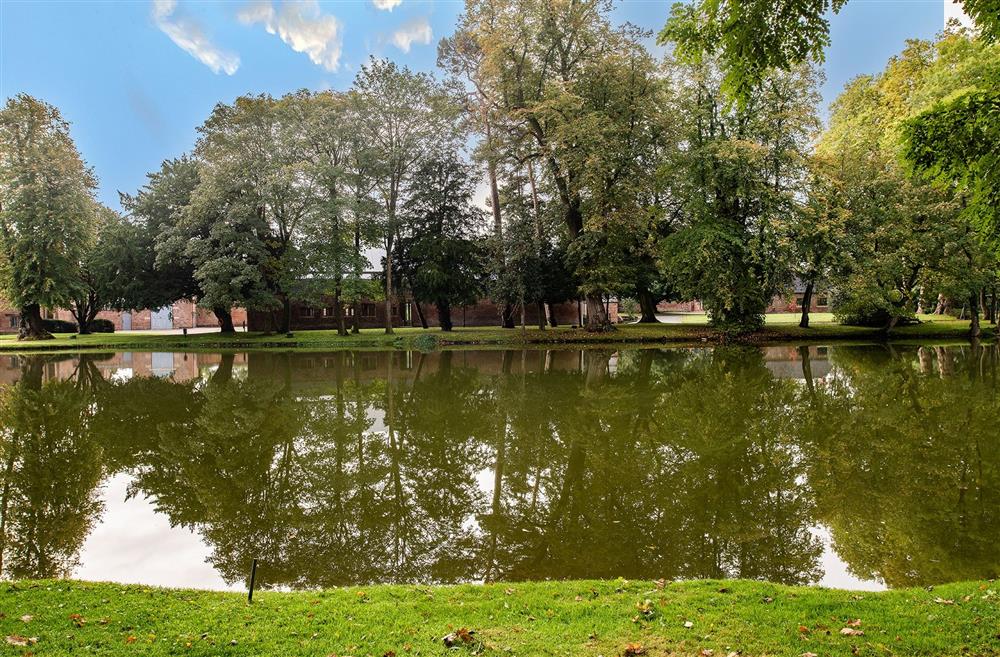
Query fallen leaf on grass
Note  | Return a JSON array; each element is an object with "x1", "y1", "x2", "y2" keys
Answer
[
  {"x1": 798, "y1": 625, "x2": 809, "y2": 633},
  {"x1": 654, "y1": 579, "x2": 666, "y2": 590},
  {"x1": 840, "y1": 628, "x2": 864, "y2": 636},
  {"x1": 19, "y1": 615, "x2": 33, "y2": 623},
  {"x1": 442, "y1": 628, "x2": 476, "y2": 647},
  {"x1": 6, "y1": 635, "x2": 38, "y2": 647},
  {"x1": 684, "y1": 620, "x2": 694, "y2": 628},
  {"x1": 699, "y1": 650, "x2": 714, "y2": 656},
  {"x1": 934, "y1": 597, "x2": 954, "y2": 605},
  {"x1": 846, "y1": 619, "x2": 862, "y2": 627},
  {"x1": 623, "y1": 642, "x2": 646, "y2": 656},
  {"x1": 801, "y1": 653, "x2": 818, "y2": 657},
  {"x1": 125, "y1": 636, "x2": 137, "y2": 644},
  {"x1": 68, "y1": 613, "x2": 85, "y2": 627}
]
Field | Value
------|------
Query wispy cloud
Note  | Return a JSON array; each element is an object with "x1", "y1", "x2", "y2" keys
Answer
[
  {"x1": 372, "y1": 0, "x2": 402, "y2": 11},
  {"x1": 391, "y1": 17, "x2": 432, "y2": 53},
  {"x1": 151, "y1": 0, "x2": 240, "y2": 75},
  {"x1": 238, "y1": 0, "x2": 343, "y2": 72}
]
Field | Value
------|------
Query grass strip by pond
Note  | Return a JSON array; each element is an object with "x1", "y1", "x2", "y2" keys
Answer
[
  {"x1": 3, "y1": 579, "x2": 998, "y2": 656},
  {"x1": 0, "y1": 316, "x2": 991, "y2": 353}
]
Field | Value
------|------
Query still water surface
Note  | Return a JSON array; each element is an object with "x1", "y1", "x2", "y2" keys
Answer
[{"x1": 0, "y1": 345, "x2": 997, "y2": 591}]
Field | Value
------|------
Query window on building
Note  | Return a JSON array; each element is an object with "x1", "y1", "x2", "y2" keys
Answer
[
  {"x1": 7, "y1": 315, "x2": 18, "y2": 329},
  {"x1": 301, "y1": 307, "x2": 316, "y2": 318},
  {"x1": 817, "y1": 295, "x2": 829, "y2": 307},
  {"x1": 361, "y1": 303, "x2": 377, "y2": 318},
  {"x1": 794, "y1": 294, "x2": 805, "y2": 306},
  {"x1": 323, "y1": 307, "x2": 336, "y2": 317}
]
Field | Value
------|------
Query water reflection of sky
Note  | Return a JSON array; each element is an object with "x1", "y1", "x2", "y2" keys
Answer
[
  {"x1": 75, "y1": 472, "x2": 885, "y2": 592},
  {"x1": 3, "y1": 345, "x2": 997, "y2": 591}
]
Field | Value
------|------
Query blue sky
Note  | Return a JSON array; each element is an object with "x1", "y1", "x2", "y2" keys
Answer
[{"x1": 0, "y1": 0, "x2": 960, "y2": 210}]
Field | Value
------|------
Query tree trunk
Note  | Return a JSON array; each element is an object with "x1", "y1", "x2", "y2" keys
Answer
[
  {"x1": 536, "y1": 300, "x2": 546, "y2": 330},
  {"x1": 500, "y1": 303, "x2": 516, "y2": 329},
  {"x1": 799, "y1": 280, "x2": 815, "y2": 329},
  {"x1": 213, "y1": 307, "x2": 236, "y2": 334},
  {"x1": 384, "y1": 250, "x2": 394, "y2": 335},
  {"x1": 437, "y1": 299, "x2": 453, "y2": 332},
  {"x1": 970, "y1": 292, "x2": 981, "y2": 339},
  {"x1": 637, "y1": 289, "x2": 659, "y2": 323},
  {"x1": 279, "y1": 296, "x2": 292, "y2": 334},
  {"x1": 72, "y1": 306, "x2": 90, "y2": 334},
  {"x1": 334, "y1": 286, "x2": 347, "y2": 337},
  {"x1": 547, "y1": 302, "x2": 558, "y2": 327},
  {"x1": 584, "y1": 293, "x2": 612, "y2": 332},
  {"x1": 18, "y1": 303, "x2": 52, "y2": 340},
  {"x1": 413, "y1": 302, "x2": 428, "y2": 329}
]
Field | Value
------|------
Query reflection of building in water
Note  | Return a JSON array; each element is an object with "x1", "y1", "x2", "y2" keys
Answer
[
  {"x1": 0, "y1": 352, "x2": 248, "y2": 385},
  {"x1": 762, "y1": 346, "x2": 832, "y2": 380}
]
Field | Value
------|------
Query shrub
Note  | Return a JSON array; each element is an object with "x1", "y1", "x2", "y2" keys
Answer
[
  {"x1": 87, "y1": 318, "x2": 115, "y2": 333},
  {"x1": 42, "y1": 318, "x2": 78, "y2": 333}
]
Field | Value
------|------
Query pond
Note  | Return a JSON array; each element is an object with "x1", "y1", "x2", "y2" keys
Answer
[{"x1": 0, "y1": 344, "x2": 997, "y2": 592}]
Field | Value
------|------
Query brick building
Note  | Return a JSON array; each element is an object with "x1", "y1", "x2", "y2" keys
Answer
[
  {"x1": 0, "y1": 298, "x2": 247, "y2": 334},
  {"x1": 248, "y1": 296, "x2": 618, "y2": 332},
  {"x1": 657, "y1": 281, "x2": 832, "y2": 316},
  {"x1": 52, "y1": 299, "x2": 248, "y2": 332}
]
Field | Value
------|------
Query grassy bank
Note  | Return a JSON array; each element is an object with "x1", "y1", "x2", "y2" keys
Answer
[
  {"x1": 2, "y1": 579, "x2": 997, "y2": 656},
  {"x1": 0, "y1": 314, "x2": 991, "y2": 353}
]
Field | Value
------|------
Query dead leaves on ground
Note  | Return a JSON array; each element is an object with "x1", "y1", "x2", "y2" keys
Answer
[{"x1": 5, "y1": 635, "x2": 38, "y2": 647}]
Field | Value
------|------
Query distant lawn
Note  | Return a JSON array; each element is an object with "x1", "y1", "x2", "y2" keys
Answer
[
  {"x1": 0, "y1": 313, "x2": 990, "y2": 353},
  {"x1": 2, "y1": 578, "x2": 997, "y2": 657}
]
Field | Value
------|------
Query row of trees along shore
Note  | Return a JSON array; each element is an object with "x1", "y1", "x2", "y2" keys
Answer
[{"x1": 1, "y1": 0, "x2": 998, "y2": 340}]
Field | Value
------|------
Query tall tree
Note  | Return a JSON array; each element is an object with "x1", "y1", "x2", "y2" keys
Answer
[
  {"x1": 0, "y1": 95, "x2": 95, "y2": 340},
  {"x1": 439, "y1": 27, "x2": 517, "y2": 328},
  {"x1": 351, "y1": 59, "x2": 458, "y2": 334},
  {"x1": 659, "y1": 61, "x2": 820, "y2": 334},
  {"x1": 394, "y1": 153, "x2": 486, "y2": 331},
  {"x1": 455, "y1": 0, "x2": 653, "y2": 330},
  {"x1": 69, "y1": 204, "x2": 147, "y2": 333},
  {"x1": 190, "y1": 93, "x2": 326, "y2": 333}
]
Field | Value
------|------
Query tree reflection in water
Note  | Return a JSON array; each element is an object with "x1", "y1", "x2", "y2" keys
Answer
[{"x1": 0, "y1": 345, "x2": 997, "y2": 589}]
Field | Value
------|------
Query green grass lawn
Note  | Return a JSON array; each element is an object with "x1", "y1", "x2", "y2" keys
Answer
[
  {"x1": 0, "y1": 314, "x2": 990, "y2": 353},
  {"x1": 2, "y1": 579, "x2": 997, "y2": 656}
]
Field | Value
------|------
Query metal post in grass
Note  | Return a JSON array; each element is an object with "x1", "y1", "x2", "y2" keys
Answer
[{"x1": 247, "y1": 558, "x2": 258, "y2": 604}]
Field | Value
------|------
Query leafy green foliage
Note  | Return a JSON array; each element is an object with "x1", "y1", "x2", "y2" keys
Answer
[
  {"x1": 660, "y1": 0, "x2": 847, "y2": 101},
  {"x1": 393, "y1": 153, "x2": 486, "y2": 330},
  {"x1": 658, "y1": 61, "x2": 819, "y2": 334},
  {"x1": 0, "y1": 95, "x2": 95, "y2": 337}
]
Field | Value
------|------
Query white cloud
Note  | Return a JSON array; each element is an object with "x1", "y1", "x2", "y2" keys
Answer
[
  {"x1": 372, "y1": 0, "x2": 402, "y2": 11},
  {"x1": 151, "y1": 0, "x2": 240, "y2": 75},
  {"x1": 391, "y1": 17, "x2": 432, "y2": 53},
  {"x1": 238, "y1": 0, "x2": 343, "y2": 72}
]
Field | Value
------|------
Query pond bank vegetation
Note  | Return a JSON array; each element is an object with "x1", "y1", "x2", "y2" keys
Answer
[{"x1": 3, "y1": 579, "x2": 998, "y2": 657}]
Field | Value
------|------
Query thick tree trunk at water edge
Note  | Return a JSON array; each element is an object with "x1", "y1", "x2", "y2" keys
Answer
[
  {"x1": 213, "y1": 307, "x2": 236, "y2": 333},
  {"x1": 437, "y1": 300, "x2": 453, "y2": 332},
  {"x1": 584, "y1": 294, "x2": 613, "y2": 332},
  {"x1": 799, "y1": 280, "x2": 814, "y2": 329},
  {"x1": 18, "y1": 304, "x2": 52, "y2": 340},
  {"x1": 637, "y1": 290, "x2": 659, "y2": 323},
  {"x1": 279, "y1": 297, "x2": 292, "y2": 334},
  {"x1": 500, "y1": 303, "x2": 516, "y2": 329},
  {"x1": 970, "y1": 293, "x2": 981, "y2": 339}
]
